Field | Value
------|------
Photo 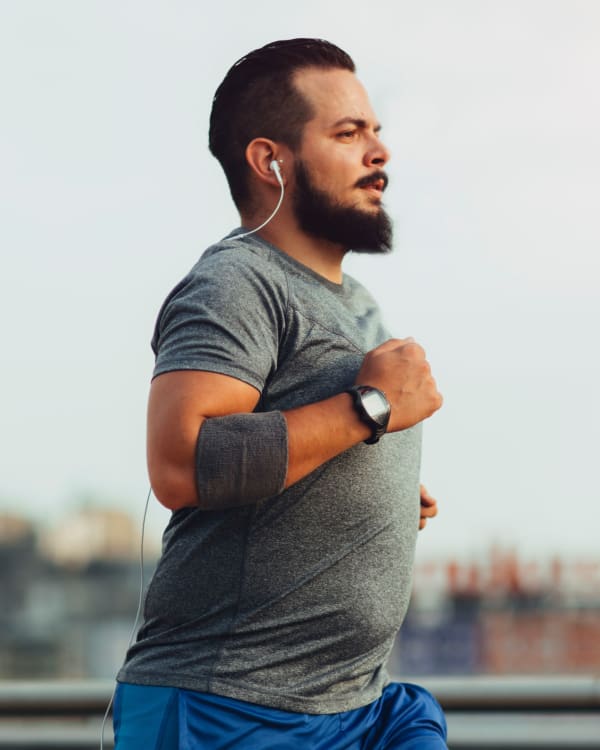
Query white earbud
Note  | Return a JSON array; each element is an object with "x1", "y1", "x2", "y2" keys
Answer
[{"x1": 270, "y1": 159, "x2": 283, "y2": 185}]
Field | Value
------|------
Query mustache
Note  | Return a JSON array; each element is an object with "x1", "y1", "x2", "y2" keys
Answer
[{"x1": 354, "y1": 171, "x2": 389, "y2": 191}]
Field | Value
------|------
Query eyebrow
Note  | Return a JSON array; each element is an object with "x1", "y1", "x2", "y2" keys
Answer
[{"x1": 331, "y1": 117, "x2": 382, "y2": 133}]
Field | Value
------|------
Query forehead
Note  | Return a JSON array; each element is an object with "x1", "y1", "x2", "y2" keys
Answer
[{"x1": 293, "y1": 67, "x2": 378, "y2": 129}]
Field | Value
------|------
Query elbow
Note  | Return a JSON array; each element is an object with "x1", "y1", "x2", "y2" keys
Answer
[{"x1": 149, "y1": 461, "x2": 198, "y2": 512}]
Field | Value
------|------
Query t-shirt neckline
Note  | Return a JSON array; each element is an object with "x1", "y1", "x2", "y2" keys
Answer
[{"x1": 227, "y1": 228, "x2": 349, "y2": 296}]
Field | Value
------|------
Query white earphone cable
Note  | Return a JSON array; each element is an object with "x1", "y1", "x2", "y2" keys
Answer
[
  {"x1": 233, "y1": 162, "x2": 285, "y2": 240},
  {"x1": 99, "y1": 485, "x2": 152, "y2": 750}
]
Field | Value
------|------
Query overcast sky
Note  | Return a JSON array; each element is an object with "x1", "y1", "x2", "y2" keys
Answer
[{"x1": 1, "y1": 1, "x2": 599, "y2": 559}]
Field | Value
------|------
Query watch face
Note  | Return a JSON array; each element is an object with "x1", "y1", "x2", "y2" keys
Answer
[{"x1": 360, "y1": 387, "x2": 390, "y2": 425}]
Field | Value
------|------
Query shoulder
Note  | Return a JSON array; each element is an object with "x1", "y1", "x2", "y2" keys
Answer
[
  {"x1": 157, "y1": 235, "x2": 290, "y2": 320},
  {"x1": 150, "y1": 234, "x2": 291, "y2": 384},
  {"x1": 193, "y1": 234, "x2": 289, "y2": 294},
  {"x1": 151, "y1": 234, "x2": 290, "y2": 355}
]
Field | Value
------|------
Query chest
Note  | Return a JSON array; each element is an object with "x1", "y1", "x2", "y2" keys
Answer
[{"x1": 261, "y1": 290, "x2": 388, "y2": 411}]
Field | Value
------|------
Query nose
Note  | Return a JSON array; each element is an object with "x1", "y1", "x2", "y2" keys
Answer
[{"x1": 365, "y1": 133, "x2": 391, "y2": 168}]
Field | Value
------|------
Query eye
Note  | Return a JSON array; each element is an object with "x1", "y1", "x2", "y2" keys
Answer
[{"x1": 337, "y1": 130, "x2": 357, "y2": 140}]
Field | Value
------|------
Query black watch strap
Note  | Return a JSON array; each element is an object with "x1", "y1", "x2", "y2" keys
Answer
[{"x1": 346, "y1": 385, "x2": 391, "y2": 445}]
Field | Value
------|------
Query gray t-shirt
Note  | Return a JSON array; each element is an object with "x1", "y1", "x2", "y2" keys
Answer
[{"x1": 118, "y1": 231, "x2": 422, "y2": 714}]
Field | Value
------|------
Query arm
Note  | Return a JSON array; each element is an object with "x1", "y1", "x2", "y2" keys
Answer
[{"x1": 148, "y1": 338, "x2": 443, "y2": 511}]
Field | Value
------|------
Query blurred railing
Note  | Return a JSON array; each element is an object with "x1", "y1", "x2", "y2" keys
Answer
[{"x1": 1, "y1": 676, "x2": 599, "y2": 749}]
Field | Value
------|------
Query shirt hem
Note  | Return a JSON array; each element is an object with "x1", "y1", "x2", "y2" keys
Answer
[
  {"x1": 151, "y1": 361, "x2": 264, "y2": 392},
  {"x1": 116, "y1": 668, "x2": 386, "y2": 715}
]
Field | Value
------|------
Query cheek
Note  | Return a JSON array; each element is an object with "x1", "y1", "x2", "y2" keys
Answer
[
  {"x1": 320, "y1": 161, "x2": 355, "y2": 195},
  {"x1": 298, "y1": 144, "x2": 357, "y2": 196}
]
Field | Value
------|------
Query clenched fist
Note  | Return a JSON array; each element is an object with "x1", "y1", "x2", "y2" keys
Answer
[{"x1": 356, "y1": 338, "x2": 443, "y2": 432}]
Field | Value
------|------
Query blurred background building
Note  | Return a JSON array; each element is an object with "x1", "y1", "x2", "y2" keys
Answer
[{"x1": 0, "y1": 508, "x2": 157, "y2": 679}]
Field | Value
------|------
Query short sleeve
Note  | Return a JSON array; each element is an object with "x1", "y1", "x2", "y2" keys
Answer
[{"x1": 151, "y1": 246, "x2": 288, "y2": 391}]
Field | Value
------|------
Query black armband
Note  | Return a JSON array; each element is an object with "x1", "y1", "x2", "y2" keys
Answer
[{"x1": 195, "y1": 411, "x2": 288, "y2": 510}]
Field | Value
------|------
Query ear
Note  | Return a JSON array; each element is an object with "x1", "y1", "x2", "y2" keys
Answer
[{"x1": 245, "y1": 138, "x2": 286, "y2": 188}]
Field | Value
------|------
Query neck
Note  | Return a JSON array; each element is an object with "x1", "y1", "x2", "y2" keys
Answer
[{"x1": 240, "y1": 208, "x2": 345, "y2": 285}]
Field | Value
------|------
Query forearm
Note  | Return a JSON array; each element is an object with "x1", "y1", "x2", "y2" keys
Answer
[{"x1": 284, "y1": 392, "x2": 371, "y2": 487}]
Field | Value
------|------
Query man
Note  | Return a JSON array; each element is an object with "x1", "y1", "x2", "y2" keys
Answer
[{"x1": 114, "y1": 39, "x2": 447, "y2": 749}]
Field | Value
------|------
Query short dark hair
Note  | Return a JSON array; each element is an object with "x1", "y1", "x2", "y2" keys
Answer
[{"x1": 209, "y1": 38, "x2": 355, "y2": 210}]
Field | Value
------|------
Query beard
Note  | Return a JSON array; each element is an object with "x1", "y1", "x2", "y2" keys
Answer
[{"x1": 292, "y1": 160, "x2": 393, "y2": 254}]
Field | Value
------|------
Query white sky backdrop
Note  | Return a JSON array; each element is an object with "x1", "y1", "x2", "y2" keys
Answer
[{"x1": 1, "y1": 1, "x2": 599, "y2": 559}]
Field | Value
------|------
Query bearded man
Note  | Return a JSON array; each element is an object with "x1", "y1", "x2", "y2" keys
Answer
[{"x1": 114, "y1": 38, "x2": 447, "y2": 750}]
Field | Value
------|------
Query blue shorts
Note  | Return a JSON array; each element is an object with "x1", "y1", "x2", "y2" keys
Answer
[{"x1": 113, "y1": 681, "x2": 447, "y2": 749}]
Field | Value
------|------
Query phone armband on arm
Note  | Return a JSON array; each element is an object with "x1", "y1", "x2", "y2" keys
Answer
[{"x1": 195, "y1": 411, "x2": 288, "y2": 510}]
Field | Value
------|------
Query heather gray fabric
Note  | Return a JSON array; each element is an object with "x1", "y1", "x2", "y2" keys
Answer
[
  {"x1": 118, "y1": 230, "x2": 422, "y2": 714},
  {"x1": 196, "y1": 411, "x2": 288, "y2": 509}
]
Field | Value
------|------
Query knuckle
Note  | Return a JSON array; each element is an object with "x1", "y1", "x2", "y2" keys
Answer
[{"x1": 404, "y1": 342, "x2": 425, "y2": 359}]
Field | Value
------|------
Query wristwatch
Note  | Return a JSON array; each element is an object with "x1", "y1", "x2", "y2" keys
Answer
[{"x1": 346, "y1": 385, "x2": 391, "y2": 445}]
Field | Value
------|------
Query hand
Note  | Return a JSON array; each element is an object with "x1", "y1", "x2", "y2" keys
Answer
[
  {"x1": 419, "y1": 484, "x2": 438, "y2": 530},
  {"x1": 355, "y1": 338, "x2": 443, "y2": 432}
]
